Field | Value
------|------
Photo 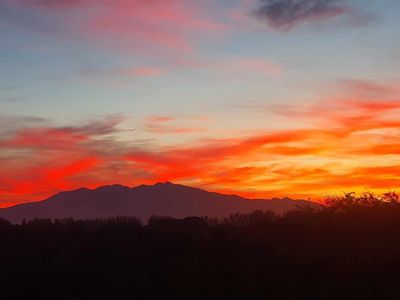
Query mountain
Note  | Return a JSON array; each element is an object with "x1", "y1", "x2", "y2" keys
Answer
[{"x1": 0, "y1": 182, "x2": 318, "y2": 223}]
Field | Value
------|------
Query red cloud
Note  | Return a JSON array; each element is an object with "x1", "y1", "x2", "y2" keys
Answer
[
  {"x1": 45, "y1": 157, "x2": 100, "y2": 182},
  {"x1": 1, "y1": 81, "x2": 400, "y2": 206},
  {"x1": 0, "y1": 128, "x2": 88, "y2": 149}
]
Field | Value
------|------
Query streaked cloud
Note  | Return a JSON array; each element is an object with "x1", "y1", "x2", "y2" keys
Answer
[
  {"x1": 145, "y1": 116, "x2": 206, "y2": 134},
  {"x1": 3, "y1": 0, "x2": 227, "y2": 56},
  {"x1": 81, "y1": 66, "x2": 166, "y2": 79}
]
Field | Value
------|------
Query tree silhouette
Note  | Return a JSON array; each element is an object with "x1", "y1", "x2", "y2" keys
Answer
[{"x1": 1, "y1": 193, "x2": 400, "y2": 299}]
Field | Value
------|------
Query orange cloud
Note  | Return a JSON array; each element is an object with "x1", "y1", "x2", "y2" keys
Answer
[{"x1": 1, "y1": 80, "x2": 400, "y2": 206}]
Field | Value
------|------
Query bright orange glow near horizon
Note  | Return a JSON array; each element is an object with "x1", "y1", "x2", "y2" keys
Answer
[
  {"x1": 1, "y1": 0, "x2": 399, "y2": 208},
  {"x1": 2, "y1": 83, "x2": 400, "y2": 207}
]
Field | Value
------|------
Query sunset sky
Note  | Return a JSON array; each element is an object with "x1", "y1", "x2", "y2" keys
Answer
[{"x1": 1, "y1": 0, "x2": 399, "y2": 207}]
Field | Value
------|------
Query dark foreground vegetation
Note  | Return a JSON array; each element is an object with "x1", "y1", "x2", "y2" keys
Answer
[{"x1": 2, "y1": 192, "x2": 400, "y2": 300}]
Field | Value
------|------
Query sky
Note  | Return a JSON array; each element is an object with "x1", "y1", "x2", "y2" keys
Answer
[{"x1": 1, "y1": 0, "x2": 400, "y2": 207}]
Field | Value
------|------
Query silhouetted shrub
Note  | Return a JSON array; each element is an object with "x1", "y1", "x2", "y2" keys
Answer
[
  {"x1": 324, "y1": 191, "x2": 400, "y2": 211},
  {"x1": 0, "y1": 217, "x2": 10, "y2": 227}
]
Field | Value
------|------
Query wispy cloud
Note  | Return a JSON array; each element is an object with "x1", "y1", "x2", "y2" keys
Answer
[
  {"x1": 170, "y1": 56, "x2": 283, "y2": 77},
  {"x1": 145, "y1": 115, "x2": 206, "y2": 134},
  {"x1": 4, "y1": 0, "x2": 227, "y2": 55},
  {"x1": 219, "y1": 58, "x2": 283, "y2": 77},
  {"x1": 81, "y1": 66, "x2": 166, "y2": 79}
]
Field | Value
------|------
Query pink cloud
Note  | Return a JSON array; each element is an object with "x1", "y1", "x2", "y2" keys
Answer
[
  {"x1": 222, "y1": 58, "x2": 283, "y2": 76},
  {"x1": 117, "y1": 67, "x2": 166, "y2": 77},
  {"x1": 7, "y1": 0, "x2": 228, "y2": 55},
  {"x1": 340, "y1": 79, "x2": 400, "y2": 99},
  {"x1": 147, "y1": 116, "x2": 176, "y2": 123},
  {"x1": 145, "y1": 115, "x2": 205, "y2": 134},
  {"x1": 169, "y1": 56, "x2": 283, "y2": 77}
]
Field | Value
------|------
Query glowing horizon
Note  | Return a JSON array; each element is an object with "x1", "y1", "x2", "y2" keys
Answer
[{"x1": 1, "y1": 0, "x2": 399, "y2": 207}]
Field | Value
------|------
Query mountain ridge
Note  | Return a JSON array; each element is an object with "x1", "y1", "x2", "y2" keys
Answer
[{"x1": 0, "y1": 182, "x2": 318, "y2": 223}]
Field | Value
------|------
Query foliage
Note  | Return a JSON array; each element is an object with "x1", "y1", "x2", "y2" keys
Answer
[
  {"x1": 324, "y1": 191, "x2": 400, "y2": 211},
  {"x1": 1, "y1": 194, "x2": 400, "y2": 299}
]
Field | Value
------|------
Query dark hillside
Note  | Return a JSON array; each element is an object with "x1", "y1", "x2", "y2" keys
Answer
[{"x1": 0, "y1": 182, "x2": 316, "y2": 223}]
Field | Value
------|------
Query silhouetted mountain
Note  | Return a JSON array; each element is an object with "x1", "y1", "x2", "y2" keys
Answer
[{"x1": 0, "y1": 182, "x2": 317, "y2": 223}]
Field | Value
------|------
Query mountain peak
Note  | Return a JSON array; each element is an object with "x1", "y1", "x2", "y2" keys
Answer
[
  {"x1": 94, "y1": 184, "x2": 131, "y2": 192},
  {"x1": 154, "y1": 181, "x2": 174, "y2": 186}
]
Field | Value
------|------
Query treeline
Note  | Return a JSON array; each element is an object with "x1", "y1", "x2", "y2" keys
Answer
[{"x1": 1, "y1": 192, "x2": 400, "y2": 299}]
